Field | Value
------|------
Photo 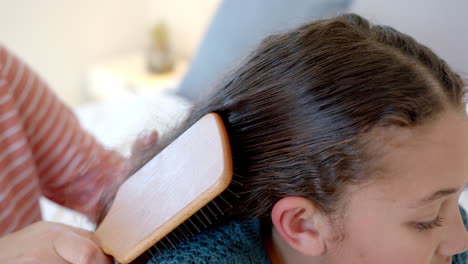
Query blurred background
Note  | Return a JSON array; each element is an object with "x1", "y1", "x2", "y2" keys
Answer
[
  {"x1": 0, "y1": 0, "x2": 217, "y2": 105},
  {"x1": 1, "y1": 0, "x2": 466, "y2": 107},
  {"x1": 1, "y1": 0, "x2": 467, "y2": 228}
]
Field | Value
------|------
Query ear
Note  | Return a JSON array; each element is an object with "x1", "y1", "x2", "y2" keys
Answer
[{"x1": 271, "y1": 196, "x2": 329, "y2": 256}]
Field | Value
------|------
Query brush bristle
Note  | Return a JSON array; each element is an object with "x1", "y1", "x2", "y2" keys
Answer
[{"x1": 130, "y1": 184, "x2": 241, "y2": 264}]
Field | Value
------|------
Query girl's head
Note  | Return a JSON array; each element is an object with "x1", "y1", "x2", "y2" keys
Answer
[{"x1": 150, "y1": 14, "x2": 468, "y2": 263}]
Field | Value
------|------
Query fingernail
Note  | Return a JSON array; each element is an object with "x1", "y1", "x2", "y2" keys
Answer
[{"x1": 138, "y1": 130, "x2": 150, "y2": 139}]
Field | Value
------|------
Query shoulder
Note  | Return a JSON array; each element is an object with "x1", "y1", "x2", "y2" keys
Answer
[
  {"x1": 453, "y1": 206, "x2": 467, "y2": 264},
  {"x1": 147, "y1": 218, "x2": 271, "y2": 264}
]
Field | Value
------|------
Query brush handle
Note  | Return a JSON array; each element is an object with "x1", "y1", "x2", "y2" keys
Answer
[{"x1": 95, "y1": 113, "x2": 232, "y2": 264}]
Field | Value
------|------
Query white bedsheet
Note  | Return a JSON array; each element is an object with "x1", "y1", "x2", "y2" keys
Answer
[{"x1": 40, "y1": 90, "x2": 192, "y2": 229}]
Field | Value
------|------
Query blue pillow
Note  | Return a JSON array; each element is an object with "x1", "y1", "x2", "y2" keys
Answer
[{"x1": 177, "y1": 0, "x2": 351, "y2": 101}]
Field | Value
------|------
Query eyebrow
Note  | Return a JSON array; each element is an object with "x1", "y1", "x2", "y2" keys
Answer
[{"x1": 409, "y1": 187, "x2": 460, "y2": 208}]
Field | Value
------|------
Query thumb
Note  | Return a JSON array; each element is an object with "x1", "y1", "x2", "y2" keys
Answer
[
  {"x1": 131, "y1": 130, "x2": 159, "y2": 155},
  {"x1": 54, "y1": 229, "x2": 113, "y2": 264},
  {"x1": 129, "y1": 129, "x2": 159, "y2": 169}
]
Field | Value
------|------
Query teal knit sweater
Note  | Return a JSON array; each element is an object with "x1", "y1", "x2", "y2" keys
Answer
[{"x1": 146, "y1": 207, "x2": 468, "y2": 264}]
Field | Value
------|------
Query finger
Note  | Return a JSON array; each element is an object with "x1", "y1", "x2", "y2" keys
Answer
[
  {"x1": 131, "y1": 130, "x2": 158, "y2": 155},
  {"x1": 54, "y1": 229, "x2": 113, "y2": 264},
  {"x1": 55, "y1": 224, "x2": 98, "y2": 243}
]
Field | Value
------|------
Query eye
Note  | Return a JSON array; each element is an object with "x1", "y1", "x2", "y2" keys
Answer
[{"x1": 413, "y1": 216, "x2": 444, "y2": 231}]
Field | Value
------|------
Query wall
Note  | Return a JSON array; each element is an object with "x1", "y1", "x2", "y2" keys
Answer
[
  {"x1": 350, "y1": 0, "x2": 468, "y2": 74},
  {"x1": 0, "y1": 0, "x2": 148, "y2": 106}
]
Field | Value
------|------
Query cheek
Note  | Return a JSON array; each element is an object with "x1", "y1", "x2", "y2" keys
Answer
[{"x1": 327, "y1": 211, "x2": 437, "y2": 263}]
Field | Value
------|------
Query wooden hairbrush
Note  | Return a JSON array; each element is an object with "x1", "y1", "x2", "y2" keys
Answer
[{"x1": 95, "y1": 113, "x2": 233, "y2": 263}]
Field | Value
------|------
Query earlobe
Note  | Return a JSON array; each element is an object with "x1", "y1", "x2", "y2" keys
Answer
[{"x1": 271, "y1": 196, "x2": 327, "y2": 257}]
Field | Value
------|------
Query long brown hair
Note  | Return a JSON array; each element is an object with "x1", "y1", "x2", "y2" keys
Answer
[{"x1": 136, "y1": 13, "x2": 466, "y2": 220}]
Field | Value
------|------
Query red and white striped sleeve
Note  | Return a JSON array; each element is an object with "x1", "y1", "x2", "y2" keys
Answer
[{"x1": 0, "y1": 45, "x2": 129, "y2": 234}]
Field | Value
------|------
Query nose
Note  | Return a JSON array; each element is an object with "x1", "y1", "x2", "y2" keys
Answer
[{"x1": 437, "y1": 207, "x2": 468, "y2": 257}]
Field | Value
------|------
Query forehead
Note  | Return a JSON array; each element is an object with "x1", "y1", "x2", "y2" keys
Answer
[{"x1": 364, "y1": 110, "x2": 468, "y2": 204}]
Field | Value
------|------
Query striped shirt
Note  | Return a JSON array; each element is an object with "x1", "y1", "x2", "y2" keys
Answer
[{"x1": 0, "y1": 45, "x2": 128, "y2": 236}]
